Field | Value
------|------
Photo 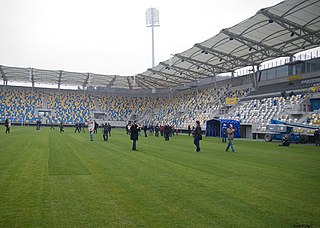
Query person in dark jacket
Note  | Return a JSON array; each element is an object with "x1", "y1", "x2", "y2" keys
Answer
[
  {"x1": 130, "y1": 122, "x2": 139, "y2": 151},
  {"x1": 102, "y1": 123, "x2": 109, "y2": 142},
  {"x1": 314, "y1": 128, "x2": 320, "y2": 146},
  {"x1": 59, "y1": 121, "x2": 64, "y2": 133},
  {"x1": 74, "y1": 121, "x2": 80, "y2": 133},
  {"x1": 279, "y1": 134, "x2": 290, "y2": 147},
  {"x1": 143, "y1": 124, "x2": 148, "y2": 137},
  {"x1": 36, "y1": 119, "x2": 41, "y2": 130},
  {"x1": 5, "y1": 118, "x2": 11, "y2": 133},
  {"x1": 164, "y1": 124, "x2": 170, "y2": 141},
  {"x1": 193, "y1": 120, "x2": 202, "y2": 152},
  {"x1": 107, "y1": 123, "x2": 112, "y2": 136},
  {"x1": 222, "y1": 123, "x2": 227, "y2": 143},
  {"x1": 94, "y1": 121, "x2": 98, "y2": 134},
  {"x1": 188, "y1": 125, "x2": 191, "y2": 136},
  {"x1": 155, "y1": 124, "x2": 160, "y2": 137}
]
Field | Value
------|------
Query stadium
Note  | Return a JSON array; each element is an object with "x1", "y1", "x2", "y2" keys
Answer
[{"x1": 0, "y1": 0, "x2": 320, "y2": 227}]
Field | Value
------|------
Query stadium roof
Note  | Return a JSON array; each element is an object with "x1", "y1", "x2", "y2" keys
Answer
[{"x1": 1, "y1": 0, "x2": 320, "y2": 90}]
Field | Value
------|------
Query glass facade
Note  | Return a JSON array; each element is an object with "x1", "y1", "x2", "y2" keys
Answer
[{"x1": 258, "y1": 57, "x2": 320, "y2": 82}]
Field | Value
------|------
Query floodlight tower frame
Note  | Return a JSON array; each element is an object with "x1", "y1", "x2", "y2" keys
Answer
[{"x1": 146, "y1": 7, "x2": 160, "y2": 67}]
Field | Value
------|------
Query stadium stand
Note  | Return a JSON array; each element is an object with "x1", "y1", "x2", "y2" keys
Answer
[
  {"x1": 0, "y1": 88, "x2": 44, "y2": 124},
  {"x1": 223, "y1": 94, "x2": 306, "y2": 132},
  {"x1": 46, "y1": 91, "x2": 96, "y2": 124},
  {"x1": 0, "y1": 0, "x2": 319, "y2": 139},
  {"x1": 1, "y1": 55, "x2": 320, "y2": 139},
  {"x1": 134, "y1": 85, "x2": 250, "y2": 128}
]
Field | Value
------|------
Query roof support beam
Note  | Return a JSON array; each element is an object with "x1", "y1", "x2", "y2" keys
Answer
[
  {"x1": 135, "y1": 77, "x2": 156, "y2": 88},
  {"x1": 136, "y1": 75, "x2": 167, "y2": 88},
  {"x1": 175, "y1": 54, "x2": 226, "y2": 72},
  {"x1": 139, "y1": 72, "x2": 181, "y2": 87},
  {"x1": 221, "y1": 29, "x2": 293, "y2": 59},
  {"x1": 195, "y1": 43, "x2": 255, "y2": 68},
  {"x1": 159, "y1": 62, "x2": 198, "y2": 81},
  {"x1": 147, "y1": 69, "x2": 184, "y2": 83},
  {"x1": 141, "y1": 73, "x2": 179, "y2": 86},
  {"x1": 259, "y1": 8, "x2": 320, "y2": 46},
  {"x1": 83, "y1": 73, "x2": 91, "y2": 87},
  {"x1": 107, "y1": 76, "x2": 117, "y2": 88},
  {"x1": 58, "y1": 70, "x2": 63, "y2": 89},
  {"x1": 138, "y1": 75, "x2": 160, "y2": 89},
  {"x1": 127, "y1": 77, "x2": 132, "y2": 90},
  {"x1": 0, "y1": 65, "x2": 8, "y2": 83},
  {"x1": 175, "y1": 54, "x2": 214, "y2": 72},
  {"x1": 147, "y1": 68, "x2": 176, "y2": 80},
  {"x1": 29, "y1": 68, "x2": 34, "y2": 88}
]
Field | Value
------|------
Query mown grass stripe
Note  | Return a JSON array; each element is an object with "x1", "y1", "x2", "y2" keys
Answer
[{"x1": 48, "y1": 130, "x2": 90, "y2": 175}]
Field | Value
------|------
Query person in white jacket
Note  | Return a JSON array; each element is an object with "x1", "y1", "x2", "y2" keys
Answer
[{"x1": 88, "y1": 120, "x2": 95, "y2": 141}]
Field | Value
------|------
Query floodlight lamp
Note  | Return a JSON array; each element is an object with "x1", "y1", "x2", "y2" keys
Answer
[
  {"x1": 146, "y1": 7, "x2": 160, "y2": 68},
  {"x1": 290, "y1": 32, "x2": 294, "y2": 37},
  {"x1": 249, "y1": 47, "x2": 252, "y2": 51},
  {"x1": 146, "y1": 8, "x2": 160, "y2": 26},
  {"x1": 269, "y1": 19, "x2": 273, "y2": 23}
]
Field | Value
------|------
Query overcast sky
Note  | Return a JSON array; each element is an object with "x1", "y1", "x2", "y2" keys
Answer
[{"x1": 0, "y1": 0, "x2": 283, "y2": 76}]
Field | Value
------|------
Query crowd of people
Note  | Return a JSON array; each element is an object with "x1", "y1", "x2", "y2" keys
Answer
[
  {"x1": 124, "y1": 120, "x2": 239, "y2": 153},
  {"x1": 125, "y1": 121, "x2": 198, "y2": 151},
  {"x1": 4, "y1": 116, "x2": 320, "y2": 152},
  {"x1": 83, "y1": 120, "x2": 112, "y2": 142},
  {"x1": 126, "y1": 122, "x2": 178, "y2": 143}
]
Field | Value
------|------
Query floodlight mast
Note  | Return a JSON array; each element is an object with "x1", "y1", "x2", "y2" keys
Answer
[{"x1": 146, "y1": 7, "x2": 160, "y2": 67}]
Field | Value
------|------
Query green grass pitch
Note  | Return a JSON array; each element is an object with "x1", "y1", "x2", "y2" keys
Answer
[{"x1": 0, "y1": 126, "x2": 319, "y2": 227}]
